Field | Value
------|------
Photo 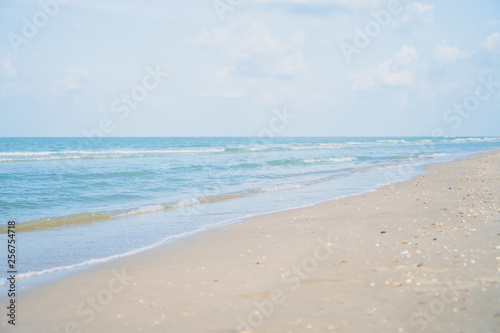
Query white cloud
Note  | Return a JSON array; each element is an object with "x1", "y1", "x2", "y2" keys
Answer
[
  {"x1": 0, "y1": 83, "x2": 31, "y2": 97},
  {"x1": 260, "y1": 86, "x2": 297, "y2": 105},
  {"x1": 350, "y1": 45, "x2": 418, "y2": 90},
  {"x1": 392, "y1": 2, "x2": 433, "y2": 31},
  {"x1": 187, "y1": 21, "x2": 307, "y2": 99},
  {"x1": 53, "y1": 67, "x2": 99, "y2": 95},
  {"x1": 246, "y1": 0, "x2": 378, "y2": 8},
  {"x1": 312, "y1": 92, "x2": 332, "y2": 105},
  {"x1": 484, "y1": 32, "x2": 500, "y2": 52},
  {"x1": 200, "y1": 66, "x2": 256, "y2": 98},
  {"x1": 432, "y1": 43, "x2": 473, "y2": 65},
  {"x1": 186, "y1": 22, "x2": 305, "y2": 66},
  {"x1": 280, "y1": 52, "x2": 306, "y2": 75},
  {"x1": 185, "y1": 28, "x2": 230, "y2": 48},
  {"x1": 2, "y1": 54, "x2": 18, "y2": 78},
  {"x1": 68, "y1": 1, "x2": 181, "y2": 20}
]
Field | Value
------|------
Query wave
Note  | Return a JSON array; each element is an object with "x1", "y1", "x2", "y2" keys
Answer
[
  {"x1": 173, "y1": 198, "x2": 201, "y2": 208},
  {"x1": 114, "y1": 204, "x2": 166, "y2": 218},
  {"x1": 445, "y1": 137, "x2": 500, "y2": 143},
  {"x1": 0, "y1": 226, "x2": 213, "y2": 287},
  {"x1": 0, "y1": 149, "x2": 225, "y2": 156},
  {"x1": 290, "y1": 145, "x2": 338, "y2": 150},
  {"x1": 0, "y1": 187, "x2": 295, "y2": 233},
  {"x1": 417, "y1": 153, "x2": 450, "y2": 158},
  {"x1": 0, "y1": 149, "x2": 226, "y2": 162},
  {"x1": 2, "y1": 166, "x2": 363, "y2": 234},
  {"x1": 252, "y1": 183, "x2": 306, "y2": 193},
  {"x1": 267, "y1": 157, "x2": 357, "y2": 166},
  {"x1": 2, "y1": 138, "x2": 498, "y2": 162},
  {"x1": 304, "y1": 157, "x2": 358, "y2": 163},
  {"x1": 291, "y1": 140, "x2": 426, "y2": 150},
  {"x1": 225, "y1": 146, "x2": 271, "y2": 152},
  {"x1": 376, "y1": 139, "x2": 408, "y2": 144}
]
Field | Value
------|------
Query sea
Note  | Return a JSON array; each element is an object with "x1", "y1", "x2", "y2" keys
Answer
[{"x1": 1, "y1": 137, "x2": 499, "y2": 288}]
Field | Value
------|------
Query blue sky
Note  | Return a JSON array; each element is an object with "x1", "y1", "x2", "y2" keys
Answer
[{"x1": 0, "y1": 0, "x2": 499, "y2": 137}]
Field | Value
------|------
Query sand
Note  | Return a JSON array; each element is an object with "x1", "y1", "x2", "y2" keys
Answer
[{"x1": 2, "y1": 150, "x2": 500, "y2": 333}]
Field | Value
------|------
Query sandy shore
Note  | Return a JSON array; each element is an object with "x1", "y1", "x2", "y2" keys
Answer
[{"x1": 3, "y1": 150, "x2": 500, "y2": 333}]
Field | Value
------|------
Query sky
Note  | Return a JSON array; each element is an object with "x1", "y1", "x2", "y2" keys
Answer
[{"x1": 0, "y1": 0, "x2": 499, "y2": 137}]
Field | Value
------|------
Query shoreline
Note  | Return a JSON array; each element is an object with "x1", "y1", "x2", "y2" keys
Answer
[
  {"x1": 3, "y1": 148, "x2": 495, "y2": 290},
  {"x1": 3, "y1": 150, "x2": 500, "y2": 332}
]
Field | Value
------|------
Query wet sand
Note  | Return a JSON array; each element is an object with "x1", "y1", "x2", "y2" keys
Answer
[{"x1": 3, "y1": 150, "x2": 500, "y2": 333}]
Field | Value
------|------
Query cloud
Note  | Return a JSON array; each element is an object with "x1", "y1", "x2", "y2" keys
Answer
[
  {"x1": 246, "y1": 0, "x2": 378, "y2": 8},
  {"x1": 432, "y1": 43, "x2": 474, "y2": 65},
  {"x1": 189, "y1": 22, "x2": 308, "y2": 98},
  {"x1": 52, "y1": 67, "x2": 99, "y2": 95},
  {"x1": 200, "y1": 66, "x2": 256, "y2": 98},
  {"x1": 260, "y1": 86, "x2": 297, "y2": 105},
  {"x1": 68, "y1": 1, "x2": 180, "y2": 20},
  {"x1": 484, "y1": 32, "x2": 500, "y2": 52},
  {"x1": 1, "y1": 54, "x2": 18, "y2": 78},
  {"x1": 185, "y1": 28, "x2": 230, "y2": 48},
  {"x1": 392, "y1": 2, "x2": 433, "y2": 32},
  {"x1": 279, "y1": 51, "x2": 306, "y2": 76},
  {"x1": 0, "y1": 83, "x2": 31, "y2": 97},
  {"x1": 350, "y1": 44, "x2": 418, "y2": 90},
  {"x1": 186, "y1": 21, "x2": 307, "y2": 81},
  {"x1": 186, "y1": 22, "x2": 304, "y2": 60}
]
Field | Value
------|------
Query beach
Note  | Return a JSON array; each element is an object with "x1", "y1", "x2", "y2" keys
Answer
[
  {"x1": 2, "y1": 0, "x2": 500, "y2": 331},
  {"x1": 2, "y1": 0, "x2": 499, "y2": 329},
  {"x1": 3, "y1": 150, "x2": 500, "y2": 332}
]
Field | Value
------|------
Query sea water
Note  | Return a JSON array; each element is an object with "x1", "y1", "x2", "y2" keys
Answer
[{"x1": 1, "y1": 137, "x2": 499, "y2": 287}]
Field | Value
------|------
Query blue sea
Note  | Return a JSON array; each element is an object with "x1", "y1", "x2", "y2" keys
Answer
[{"x1": 1, "y1": 137, "x2": 499, "y2": 287}]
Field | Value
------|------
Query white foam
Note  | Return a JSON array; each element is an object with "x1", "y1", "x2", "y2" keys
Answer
[
  {"x1": 376, "y1": 140, "x2": 408, "y2": 144},
  {"x1": 418, "y1": 153, "x2": 450, "y2": 158},
  {"x1": 0, "y1": 149, "x2": 225, "y2": 162},
  {"x1": 448, "y1": 137, "x2": 500, "y2": 143},
  {"x1": 260, "y1": 183, "x2": 305, "y2": 192},
  {"x1": 173, "y1": 198, "x2": 201, "y2": 208},
  {"x1": 0, "y1": 228, "x2": 211, "y2": 286},
  {"x1": 304, "y1": 157, "x2": 357, "y2": 163},
  {"x1": 114, "y1": 204, "x2": 165, "y2": 218}
]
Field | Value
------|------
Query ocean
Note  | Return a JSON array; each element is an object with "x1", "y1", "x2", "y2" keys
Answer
[{"x1": 1, "y1": 137, "x2": 499, "y2": 288}]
